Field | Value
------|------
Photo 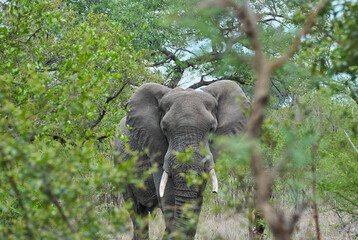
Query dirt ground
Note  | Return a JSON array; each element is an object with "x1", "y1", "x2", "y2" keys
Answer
[{"x1": 115, "y1": 204, "x2": 358, "y2": 239}]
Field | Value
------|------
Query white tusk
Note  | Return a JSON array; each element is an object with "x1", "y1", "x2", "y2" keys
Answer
[
  {"x1": 159, "y1": 171, "x2": 168, "y2": 198},
  {"x1": 209, "y1": 169, "x2": 218, "y2": 193}
]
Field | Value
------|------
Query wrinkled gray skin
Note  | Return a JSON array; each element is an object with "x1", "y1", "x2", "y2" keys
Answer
[{"x1": 115, "y1": 80, "x2": 249, "y2": 240}]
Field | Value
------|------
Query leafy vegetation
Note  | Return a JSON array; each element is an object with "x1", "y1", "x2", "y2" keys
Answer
[
  {"x1": 1, "y1": 0, "x2": 357, "y2": 239},
  {"x1": 0, "y1": 0, "x2": 159, "y2": 238}
]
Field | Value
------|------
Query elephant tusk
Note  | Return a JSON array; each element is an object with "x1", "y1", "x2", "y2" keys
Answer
[
  {"x1": 159, "y1": 171, "x2": 168, "y2": 198},
  {"x1": 209, "y1": 169, "x2": 218, "y2": 193}
]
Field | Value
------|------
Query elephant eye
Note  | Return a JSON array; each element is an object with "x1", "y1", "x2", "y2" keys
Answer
[
  {"x1": 161, "y1": 120, "x2": 169, "y2": 134},
  {"x1": 209, "y1": 124, "x2": 216, "y2": 133},
  {"x1": 162, "y1": 126, "x2": 168, "y2": 133},
  {"x1": 158, "y1": 106, "x2": 167, "y2": 119}
]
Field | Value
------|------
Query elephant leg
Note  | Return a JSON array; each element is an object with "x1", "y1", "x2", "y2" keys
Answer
[
  {"x1": 123, "y1": 186, "x2": 151, "y2": 240},
  {"x1": 130, "y1": 204, "x2": 150, "y2": 240},
  {"x1": 161, "y1": 192, "x2": 175, "y2": 239}
]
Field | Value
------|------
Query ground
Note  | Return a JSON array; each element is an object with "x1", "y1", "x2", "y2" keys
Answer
[{"x1": 114, "y1": 202, "x2": 358, "y2": 239}]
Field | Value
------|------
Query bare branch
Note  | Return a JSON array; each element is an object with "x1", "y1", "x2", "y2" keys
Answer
[
  {"x1": 271, "y1": 78, "x2": 284, "y2": 97},
  {"x1": 188, "y1": 75, "x2": 247, "y2": 89},
  {"x1": 52, "y1": 135, "x2": 67, "y2": 145},
  {"x1": 151, "y1": 55, "x2": 174, "y2": 67},
  {"x1": 8, "y1": 175, "x2": 33, "y2": 237},
  {"x1": 96, "y1": 135, "x2": 109, "y2": 142},
  {"x1": 333, "y1": 192, "x2": 358, "y2": 208},
  {"x1": 189, "y1": 80, "x2": 220, "y2": 89},
  {"x1": 343, "y1": 129, "x2": 358, "y2": 155},
  {"x1": 17, "y1": 27, "x2": 42, "y2": 44},
  {"x1": 12, "y1": 81, "x2": 26, "y2": 86},
  {"x1": 314, "y1": 23, "x2": 339, "y2": 43},
  {"x1": 200, "y1": 68, "x2": 217, "y2": 82},
  {"x1": 154, "y1": 33, "x2": 241, "y2": 87},
  {"x1": 187, "y1": 51, "x2": 225, "y2": 66},
  {"x1": 259, "y1": 17, "x2": 283, "y2": 24},
  {"x1": 311, "y1": 139, "x2": 322, "y2": 240},
  {"x1": 160, "y1": 49, "x2": 179, "y2": 62},
  {"x1": 218, "y1": 75, "x2": 248, "y2": 84},
  {"x1": 50, "y1": 196, "x2": 76, "y2": 233},
  {"x1": 90, "y1": 81, "x2": 128, "y2": 130},
  {"x1": 178, "y1": 48, "x2": 198, "y2": 57},
  {"x1": 37, "y1": 68, "x2": 59, "y2": 72}
]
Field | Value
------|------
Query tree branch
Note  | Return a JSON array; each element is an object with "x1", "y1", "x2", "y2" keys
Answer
[
  {"x1": 17, "y1": 27, "x2": 42, "y2": 44},
  {"x1": 96, "y1": 135, "x2": 109, "y2": 142},
  {"x1": 201, "y1": 0, "x2": 330, "y2": 239},
  {"x1": 311, "y1": 139, "x2": 322, "y2": 240},
  {"x1": 178, "y1": 48, "x2": 198, "y2": 57},
  {"x1": 349, "y1": 87, "x2": 358, "y2": 105},
  {"x1": 189, "y1": 80, "x2": 220, "y2": 89},
  {"x1": 50, "y1": 195, "x2": 76, "y2": 233},
  {"x1": 333, "y1": 191, "x2": 358, "y2": 208},
  {"x1": 51, "y1": 135, "x2": 67, "y2": 145},
  {"x1": 271, "y1": 78, "x2": 284, "y2": 98},
  {"x1": 188, "y1": 75, "x2": 247, "y2": 89},
  {"x1": 8, "y1": 175, "x2": 33, "y2": 237},
  {"x1": 155, "y1": 33, "x2": 240, "y2": 88},
  {"x1": 343, "y1": 129, "x2": 358, "y2": 155},
  {"x1": 314, "y1": 23, "x2": 339, "y2": 43},
  {"x1": 160, "y1": 49, "x2": 179, "y2": 62},
  {"x1": 151, "y1": 54, "x2": 175, "y2": 67},
  {"x1": 37, "y1": 68, "x2": 59, "y2": 72},
  {"x1": 90, "y1": 81, "x2": 128, "y2": 130}
]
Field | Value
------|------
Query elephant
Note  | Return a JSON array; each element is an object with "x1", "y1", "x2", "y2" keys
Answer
[{"x1": 114, "y1": 80, "x2": 250, "y2": 239}]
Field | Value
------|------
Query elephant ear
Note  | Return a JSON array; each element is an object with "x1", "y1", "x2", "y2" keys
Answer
[
  {"x1": 126, "y1": 83, "x2": 170, "y2": 163},
  {"x1": 203, "y1": 80, "x2": 250, "y2": 135}
]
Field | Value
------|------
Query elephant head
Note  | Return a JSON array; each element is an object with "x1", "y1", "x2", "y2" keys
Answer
[{"x1": 124, "y1": 80, "x2": 249, "y2": 238}]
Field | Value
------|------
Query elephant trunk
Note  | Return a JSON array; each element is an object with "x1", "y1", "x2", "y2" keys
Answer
[
  {"x1": 161, "y1": 127, "x2": 217, "y2": 238},
  {"x1": 173, "y1": 172, "x2": 205, "y2": 239},
  {"x1": 170, "y1": 152, "x2": 209, "y2": 238}
]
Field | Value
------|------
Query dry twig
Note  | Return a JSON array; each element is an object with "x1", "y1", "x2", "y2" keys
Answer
[{"x1": 343, "y1": 129, "x2": 358, "y2": 155}]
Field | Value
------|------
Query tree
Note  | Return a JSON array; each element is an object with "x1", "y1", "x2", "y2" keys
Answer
[
  {"x1": 198, "y1": 0, "x2": 331, "y2": 239},
  {"x1": 0, "y1": 0, "x2": 159, "y2": 238},
  {"x1": 297, "y1": 1, "x2": 358, "y2": 105}
]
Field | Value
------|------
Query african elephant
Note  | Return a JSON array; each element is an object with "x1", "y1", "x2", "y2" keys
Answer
[{"x1": 115, "y1": 80, "x2": 249, "y2": 239}]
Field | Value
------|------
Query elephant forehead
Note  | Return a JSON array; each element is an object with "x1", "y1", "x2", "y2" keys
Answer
[{"x1": 161, "y1": 90, "x2": 217, "y2": 109}]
